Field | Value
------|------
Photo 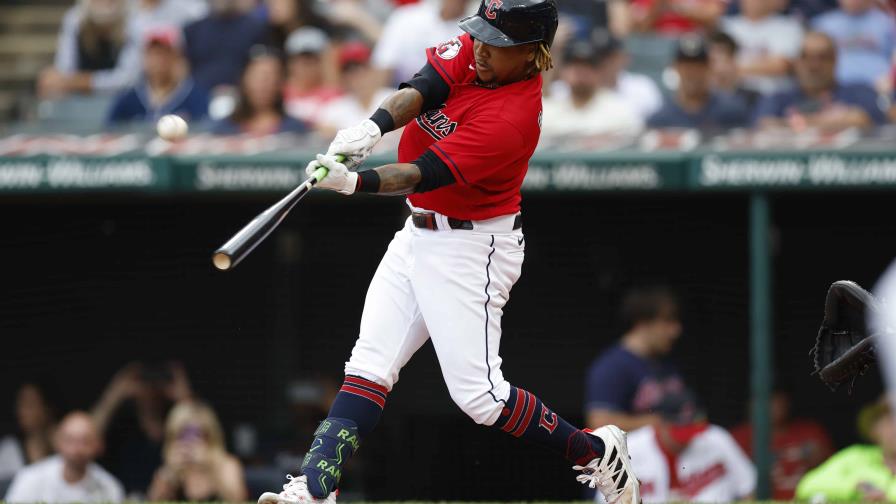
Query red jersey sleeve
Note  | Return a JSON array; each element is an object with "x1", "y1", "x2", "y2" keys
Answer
[
  {"x1": 425, "y1": 33, "x2": 476, "y2": 87},
  {"x1": 427, "y1": 113, "x2": 528, "y2": 187}
]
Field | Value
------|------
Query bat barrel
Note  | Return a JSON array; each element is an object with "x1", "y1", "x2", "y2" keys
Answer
[{"x1": 211, "y1": 164, "x2": 332, "y2": 271}]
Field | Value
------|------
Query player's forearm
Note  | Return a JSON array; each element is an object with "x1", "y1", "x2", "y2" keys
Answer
[
  {"x1": 368, "y1": 163, "x2": 422, "y2": 196},
  {"x1": 380, "y1": 88, "x2": 424, "y2": 129}
]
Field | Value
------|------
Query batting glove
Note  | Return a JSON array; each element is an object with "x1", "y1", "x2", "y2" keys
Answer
[
  {"x1": 325, "y1": 119, "x2": 382, "y2": 170},
  {"x1": 307, "y1": 154, "x2": 358, "y2": 195}
]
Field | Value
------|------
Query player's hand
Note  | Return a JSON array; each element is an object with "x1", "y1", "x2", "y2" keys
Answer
[
  {"x1": 325, "y1": 119, "x2": 382, "y2": 170},
  {"x1": 307, "y1": 154, "x2": 357, "y2": 195}
]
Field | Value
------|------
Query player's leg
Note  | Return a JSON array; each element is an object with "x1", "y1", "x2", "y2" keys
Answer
[
  {"x1": 261, "y1": 220, "x2": 430, "y2": 504},
  {"x1": 411, "y1": 229, "x2": 639, "y2": 503}
]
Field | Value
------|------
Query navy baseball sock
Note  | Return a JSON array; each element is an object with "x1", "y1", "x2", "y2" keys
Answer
[
  {"x1": 493, "y1": 386, "x2": 605, "y2": 466},
  {"x1": 302, "y1": 375, "x2": 388, "y2": 497}
]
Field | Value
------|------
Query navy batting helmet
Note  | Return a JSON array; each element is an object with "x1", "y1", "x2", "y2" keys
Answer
[{"x1": 459, "y1": 0, "x2": 559, "y2": 48}]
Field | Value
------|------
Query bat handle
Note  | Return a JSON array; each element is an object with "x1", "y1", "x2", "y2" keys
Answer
[{"x1": 309, "y1": 154, "x2": 347, "y2": 184}]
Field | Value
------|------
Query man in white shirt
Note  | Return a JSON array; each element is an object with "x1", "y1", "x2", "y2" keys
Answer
[
  {"x1": 5, "y1": 412, "x2": 123, "y2": 504},
  {"x1": 371, "y1": 0, "x2": 473, "y2": 85},
  {"x1": 542, "y1": 38, "x2": 643, "y2": 140},
  {"x1": 599, "y1": 388, "x2": 756, "y2": 504},
  {"x1": 721, "y1": 0, "x2": 804, "y2": 95}
]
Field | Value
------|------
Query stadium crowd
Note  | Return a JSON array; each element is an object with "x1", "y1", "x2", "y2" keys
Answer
[{"x1": 17, "y1": 0, "x2": 896, "y2": 145}]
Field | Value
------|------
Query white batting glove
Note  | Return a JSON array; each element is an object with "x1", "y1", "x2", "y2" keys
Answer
[
  {"x1": 306, "y1": 154, "x2": 358, "y2": 195},
  {"x1": 325, "y1": 119, "x2": 382, "y2": 169}
]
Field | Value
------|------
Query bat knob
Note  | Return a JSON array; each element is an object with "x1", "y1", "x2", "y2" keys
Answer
[{"x1": 212, "y1": 252, "x2": 232, "y2": 271}]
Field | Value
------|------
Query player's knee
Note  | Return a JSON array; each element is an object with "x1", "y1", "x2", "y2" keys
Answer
[{"x1": 449, "y1": 389, "x2": 503, "y2": 425}]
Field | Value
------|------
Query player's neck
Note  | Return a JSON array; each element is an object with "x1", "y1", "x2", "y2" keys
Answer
[{"x1": 621, "y1": 332, "x2": 654, "y2": 358}]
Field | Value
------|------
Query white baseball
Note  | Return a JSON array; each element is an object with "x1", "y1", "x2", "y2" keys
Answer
[{"x1": 156, "y1": 114, "x2": 189, "y2": 141}]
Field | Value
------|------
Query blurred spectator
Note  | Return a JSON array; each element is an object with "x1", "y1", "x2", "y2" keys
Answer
[
  {"x1": 264, "y1": 0, "x2": 333, "y2": 50},
  {"x1": 5, "y1": 412, "x2": 124, "y2": 504},
  {"x1": 91, "y1": 362, "x2": 192, "y2": 494},
  {"x1": 755, "y1": 32, "x2": 887, "y2": 132},
  {"x1": 721, "y1": 0, "x2": 804, "y2": 95},
  {"x1": 318, "y1": 42, "x2": 393, "y2": 135},
  {"x1": 630, "y1": 0, "x2": 725, "y2": 35},
  {"x1": 584, "y1": 286, "x2": 685, "y2": 432},
  {"x1": 558, "y1": 0, "x2": 632, "y2": 38},
  {"x1": 730, "y1": 390, "x2": 833, "y2": 500},
  {"x1": 106, "y1": 27, "x2": 210, "y2": 125},
  {"x1": 796, "y1": 397, "x2": 896, "y2": 502},
  {"x1": 283, "y1": 28, "x2": 343, "y2": 127},
  {"x1": 812, "y1": 0, "x2": 896, "y2": 91},
  {"x1": 707, "y1": 31, "x2": 761, "y2": 109},
  {"x1": 38, "y1": 0, "x2": 141, "y2": 99},
  {"x1": 213, "y1": 47, "x2": 309, "y2": 135},
  {"x1": 372, "y1": 0, "x2": 469, "y2": 85},
  {"x1": 550, "y1": 30, "x2": 663, "y2": 120},
  {"x1": 183, "y1": 0, "x2": 267, "y2": 92},
  {"x1": 593, "y1": 30, "x2": 663, "y2": 120},
  {"x1": 147, "y1": 401, "x2": 247, "y2": 502},
  {"x1": 542, "y1": 38, "x2": 643, "y2": 139},
  {"x1": 132, "y1": 0, "x2": 208, "y2": 35},
  {"x1": 648, "y1": 36, "x2": 751, "y2": 130},
  {"x1": 608, "y1": 388, "x2": 756, "y2": 503},
  {"x1": 0, "y1": 384, "x2": 56, "y2": 483}
]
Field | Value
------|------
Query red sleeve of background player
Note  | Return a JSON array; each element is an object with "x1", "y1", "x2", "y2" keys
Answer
[
  {"x1": 427, "y1": 114, "x2": 528, "y2": 186},
  {"x1": 425, "y1": 33, "x2": 475, "y2": 87}
]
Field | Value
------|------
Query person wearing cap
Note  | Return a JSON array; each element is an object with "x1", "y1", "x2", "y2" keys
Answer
[
  {"x1": 796, "y1": 397, "x2": 896, "y2": 502},
  {"x1": 541, "y1": 37, "x2": 643, "y2": 140},
  {"x1": 755, "y1": 31, "x2": 887, "y2": 132},
  {"x1": 647, "y1": 35, "x2": 751, "y2": 131},
  {"x1": 106, "y1": 27, "x2": 210, "y2": 125},
  {"x1": 183, "y1": 0, "x2": 267, "y2": 92},
  {"x1": 318, "y1": 42, "x2": 395, "y2": 135},
  {"x1": 601, "y1": 388, "x2": 756, "y2": 503},
  {"x1": 282, "y1": 27, "x2": 343, "y2": 127},
  {"x1": 590, "y1": 30, "x2": 664, "y2": 121},
  {"x1": 720, "y1": 0, "x2": 803, "y2": 96}
]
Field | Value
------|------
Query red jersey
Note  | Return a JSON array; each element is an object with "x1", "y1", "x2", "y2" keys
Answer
[
  {"x1": 400, "y1": 33, "x2": 543, "y2": 221},
  {"x1": 730, "y1": 420, "x2": 833, "y2": 500}
]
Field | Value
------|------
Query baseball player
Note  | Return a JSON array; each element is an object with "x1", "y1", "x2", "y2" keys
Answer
[{"x1": 258, "y1": 2, "x2": 640, "y2": 504}]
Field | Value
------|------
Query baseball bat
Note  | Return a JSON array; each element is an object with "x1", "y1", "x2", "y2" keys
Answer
[{"x1": 211, "y1": 155, "x2": 341, "y2": 271}]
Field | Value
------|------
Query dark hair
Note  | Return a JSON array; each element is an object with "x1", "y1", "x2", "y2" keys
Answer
[
  {"x1": 708, "y1": 31, "x2": 738, "y2": 55},
  {"x1": 230, "y1": 46, "x2": 287, "y2": 124},
  {"x1": 620, "y1": 285, "x2": 680, "y2": 330},
  {"x1": 266, "y1": 0, "x2": 332, "y2": 50}
]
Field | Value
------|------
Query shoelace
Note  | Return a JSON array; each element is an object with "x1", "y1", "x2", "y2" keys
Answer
[
  {"x1": 281, "y1": 474, "x2": 308, "y2": 499},
  {"x1": 573, "y1": 456, "x2": 626, "y2": 503}
]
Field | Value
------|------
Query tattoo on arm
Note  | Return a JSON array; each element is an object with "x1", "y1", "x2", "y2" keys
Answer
[
  {"x1": 372, "y1": 163, "x2": 422, "y2": 196},
  {"x1": 380, "y1": 88, "x2": 424, "y2": 128}
]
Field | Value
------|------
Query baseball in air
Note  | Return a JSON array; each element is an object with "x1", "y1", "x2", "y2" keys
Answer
[{"x1": 156, "y1": 114, "x2": 188, "y2": 141}]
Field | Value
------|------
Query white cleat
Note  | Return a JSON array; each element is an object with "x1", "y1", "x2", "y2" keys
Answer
[
  {"x1": 573, "y1": 425, "x2": 641, "y2": 504},
  {"x1": 258, "y1": 474, "x2": 337, "y2": 504}
]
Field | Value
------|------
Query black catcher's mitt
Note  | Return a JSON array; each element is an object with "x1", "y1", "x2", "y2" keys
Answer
[{"x1": 811, "y1": 280, "x2": 880, "y2": 391}]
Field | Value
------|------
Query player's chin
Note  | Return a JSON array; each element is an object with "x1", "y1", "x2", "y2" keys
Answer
[{"x1": 475, "y1": 68, "x2": 496, "y2": 83}]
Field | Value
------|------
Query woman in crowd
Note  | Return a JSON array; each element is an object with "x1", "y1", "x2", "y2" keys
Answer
[
  {"x1": 147, "y1": 401, "x2": 247, "y2": 502},
  {"x1": 212, "y1": 47, "x2": 309, "y2": 135},
  {"x1": 39, "y1": 0, "x2": 141, "y2": 98},
  {"x1": 0, "y1": 383, "x2": 56, "y2": 483}
]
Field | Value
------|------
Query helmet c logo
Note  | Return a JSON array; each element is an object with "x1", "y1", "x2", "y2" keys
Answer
[{"x1": 484, "y1": 0, "x2": 503, "y2": 19}]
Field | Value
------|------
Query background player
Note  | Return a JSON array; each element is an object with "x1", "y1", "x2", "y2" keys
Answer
[{"x1": 257, "y1": 1, "x2": 640, "y2": 504}]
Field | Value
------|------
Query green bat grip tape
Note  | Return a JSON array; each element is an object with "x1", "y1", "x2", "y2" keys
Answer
[{"x1": 312, "y1": 154, "x2": 347, "y2": 183}]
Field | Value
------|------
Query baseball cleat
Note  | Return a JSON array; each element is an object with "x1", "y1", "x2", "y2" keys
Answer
[
  {"x1": 258, "y1": 474, "x2": 337, "y2": 504},
  {"x1": 573, "y1": 425, "x2": 641, "y2": 504}
]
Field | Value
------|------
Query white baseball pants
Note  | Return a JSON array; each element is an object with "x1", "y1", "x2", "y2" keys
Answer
[{"x1": 344, "y1": 209, "x2": 525, "y2": 426}]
